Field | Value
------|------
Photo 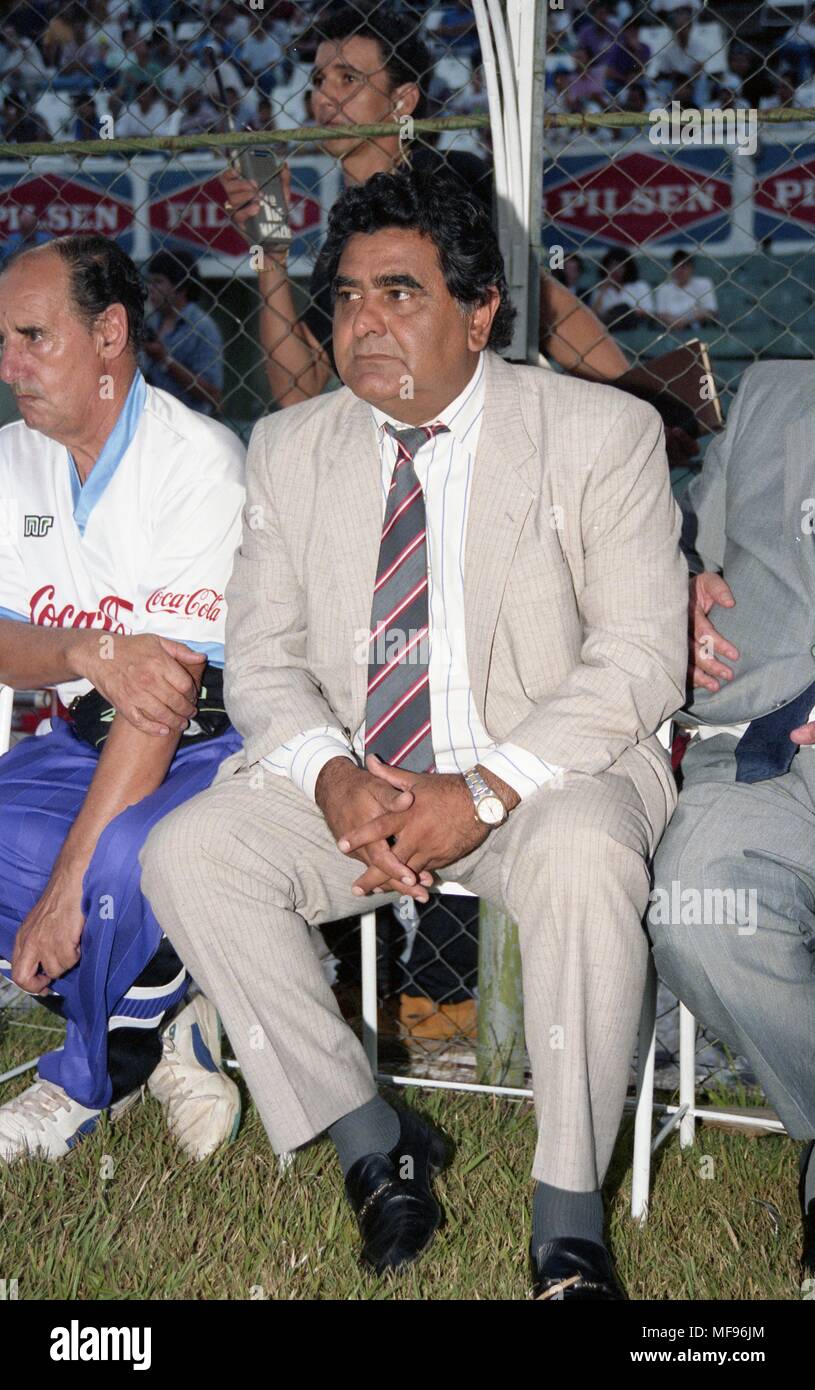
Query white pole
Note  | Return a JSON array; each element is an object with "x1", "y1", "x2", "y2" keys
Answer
[
  {"x1": 471, "y1": 1, "x2": 511, "y2": 289},
  {"x1": 488, "y1": 0, "x2": 527, "y2": 358}
]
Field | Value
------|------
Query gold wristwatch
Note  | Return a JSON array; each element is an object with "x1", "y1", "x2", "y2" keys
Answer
[{"x1": 463, "y1": 766, "x2": 508, "y2": 826}]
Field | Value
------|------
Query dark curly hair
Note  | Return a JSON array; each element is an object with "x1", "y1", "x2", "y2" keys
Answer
[
  {"x1": 297, "y1": 4, "x2": 432, "y2": 120},
  {"x1": 5, "y1": 233, "x2": 148, "y2": 350},
  {"x1": 320, "y1": 168, "x2": 516, "y2": 351}
]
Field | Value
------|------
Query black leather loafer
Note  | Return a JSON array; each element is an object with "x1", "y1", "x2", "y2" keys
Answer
[
  {"x1": 530, "y1": 1236, "x2": 628, "y2": 1300},
  {"x1": 800, "y1": 1140, "x2": 815, "y2": 1277},
  {"x1": 345, "y1": 1107, "x2": 451, "y2": 1274}
]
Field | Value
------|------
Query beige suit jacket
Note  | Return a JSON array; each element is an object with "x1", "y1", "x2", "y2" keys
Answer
[{"x1": 224, "y1": 349, "x2": 688, "y2": 809}]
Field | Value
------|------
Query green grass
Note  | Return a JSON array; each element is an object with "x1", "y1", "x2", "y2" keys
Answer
[{"x1": 0, "y1": 1011, "x2": 807, "y2": 1301}]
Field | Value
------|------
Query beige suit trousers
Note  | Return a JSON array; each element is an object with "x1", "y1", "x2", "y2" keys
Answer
[{"x1": 140, "y1": 743, "x2": 673, "y2": 1190}]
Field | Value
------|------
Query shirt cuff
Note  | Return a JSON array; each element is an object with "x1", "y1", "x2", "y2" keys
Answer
[
  {"x1": 262, "y1": 726, "x2": 357, "y2": 802},
  {"x1": 477, "y1": 742, "x2": 564, "y2": 801}
]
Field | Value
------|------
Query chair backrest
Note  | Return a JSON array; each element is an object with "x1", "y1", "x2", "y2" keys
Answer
[
  {"x1": 656, "y1": 718, "x2": 673, "y2": 752},
  {"x1": 0, "y1": 685, "x2": 13, "y2": 757}
]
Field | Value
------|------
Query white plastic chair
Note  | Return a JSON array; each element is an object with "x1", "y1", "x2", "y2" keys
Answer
[
  {"x1": 631, "y1": 719, "x2": 786, "y2": 1220},
  {"x1": 632, "y1": 967, "x2": 785, "y2": 1223},
  {"x1": 0, "y1": 685, "x2": 13, "y2": 756},
  {"x1": 0, "y1": 686, "x2": 52, "y2": 750}
]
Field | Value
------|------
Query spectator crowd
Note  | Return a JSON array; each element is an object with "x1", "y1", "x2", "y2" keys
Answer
[
  {"x1": 0, "y1": 1, "x2": 491, "y2": 150},
  {"x1": 5, "y1": 0, "x2": 815, "y2": 385},
  {"x1": 544, "y1": 0, "x2": 815, "y2": 148},
  {"x1": 1, "y1": 1, "x2": 814, "y2": 153}
]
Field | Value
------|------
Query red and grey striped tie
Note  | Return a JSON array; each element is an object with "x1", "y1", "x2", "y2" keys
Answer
[{"x1": 365, "y1": 422, "x2": 449, "y2": 773}]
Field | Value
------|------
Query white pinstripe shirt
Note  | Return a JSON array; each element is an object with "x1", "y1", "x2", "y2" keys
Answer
[{"x1": 263, "y1": 352, "x2": 564, "y2": 801}]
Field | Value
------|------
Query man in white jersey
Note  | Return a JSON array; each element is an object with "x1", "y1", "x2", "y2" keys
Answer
[{"x1": 0, "y1": 233, "x2": 246, "y2": 1161}]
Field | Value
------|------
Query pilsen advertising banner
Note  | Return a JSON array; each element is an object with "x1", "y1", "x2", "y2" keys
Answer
[
  {"x1": 2, "y1": 145, "x2": 812, "y2": 264},
  {"x1": 754, "y1": 144, "x2": 815, "y2": 252},
  {"x1": 147, "y1": 160, "x2": 336, "y2": 266},
  {"x1": 0, "y1": 155, "x2": 342, "y2": 276},
  {"x1": 543, "y1": 140, "x2": 733, "y2": 253},
  {"x1": 0, "y1": 165, "x2": 136, "y2": 250}
]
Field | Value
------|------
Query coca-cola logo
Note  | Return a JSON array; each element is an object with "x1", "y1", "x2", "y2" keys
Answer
[
  {"x1": 29, "y1": 584, "x2": 134, "y2": 632},
  {"x1": 145, "y1": 587, "x2": 224, "y2": 622}
]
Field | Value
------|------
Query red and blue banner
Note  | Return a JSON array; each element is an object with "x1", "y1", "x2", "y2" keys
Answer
[
  {"x1": 0, "y1": 165, "x2": 135, "y2": 251},
  {"x1": 147, "y1": 161, "x2": 333, "y2": 264},
  {"x1": 543, "y1": 141, "x2": 732, "y2": 252},
  {"x1": 0, "y1": 156, "x2": 339, "y2": 275},
  {"x1": 754, "y1": 144, "x2": 815, "y2": 247}
]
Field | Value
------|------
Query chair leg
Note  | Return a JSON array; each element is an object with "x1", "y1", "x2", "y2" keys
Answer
[
  {"x1": 360, "y1": 909, "x2": 379, "y2": 1075},
  {"x1": 631, "y1": 955, "x2": 658, "y2": 1223},
  {"x1": 629, "y1": 715, "x2": 676, "y2": 1220},
  {"x1": 678, "y1": 1002, "x2": 697, "y2": 1148}
]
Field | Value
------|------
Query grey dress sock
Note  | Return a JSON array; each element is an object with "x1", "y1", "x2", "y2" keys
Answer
[
  {"x1": 532, "y1": 1181, "x2": 605, "y2": 1252},
  {"x1": 328, "y1": 1095, "x2": 402, "y2": 1177}
]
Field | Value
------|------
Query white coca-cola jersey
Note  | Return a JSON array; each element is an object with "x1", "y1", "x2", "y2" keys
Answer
[{"x1": 0, "y1": 370, "x2": 246, "y2": 707}]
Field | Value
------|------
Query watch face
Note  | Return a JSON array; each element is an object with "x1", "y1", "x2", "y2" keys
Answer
[{"x1": 478, "y1": 795, "x2": 506, "y2": 825}]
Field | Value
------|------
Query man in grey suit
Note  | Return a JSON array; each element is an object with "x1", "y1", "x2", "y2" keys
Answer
[
  {"x1": 649, "y1": 360, "x2": 815, "y2": 1277},
  {"x1": 141, "y1": 169, "x2": 687, "y2": 1297}
]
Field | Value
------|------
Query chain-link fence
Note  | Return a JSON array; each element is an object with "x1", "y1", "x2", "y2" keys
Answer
[{"x1": 1, "y1": 0, "x2": 814, "y2": 1115}]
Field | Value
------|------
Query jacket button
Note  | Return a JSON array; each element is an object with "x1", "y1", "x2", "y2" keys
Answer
[{"x1": 811, "y1": 645, "x2": 815, "y2": 658}]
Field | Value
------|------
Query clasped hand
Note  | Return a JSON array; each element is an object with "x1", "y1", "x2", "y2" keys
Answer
[{"x1": 317, "y1": 754, "x2": 490, "y2": 902}]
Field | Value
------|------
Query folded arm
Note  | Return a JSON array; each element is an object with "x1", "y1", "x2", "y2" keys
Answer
[
  {"x1": 0, "y1": 619, "x2": 97, "y2": 690},
  {"x1": 0, "y1": 621, "x2": 202, "y2": 736}
]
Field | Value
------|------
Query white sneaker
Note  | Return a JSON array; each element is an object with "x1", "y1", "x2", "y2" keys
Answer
[
  {"x1": 0, "y1": 1077, "x2": 142, "y2": 1162},
  {"x1": 0, "y1": 1078, "x2": 104, "y2": 1161},
  {"x1": 148, "y1": 995, "x2": 241, "y2": 1160}
]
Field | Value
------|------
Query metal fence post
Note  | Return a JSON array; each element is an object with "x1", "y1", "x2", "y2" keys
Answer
[{"x1": 476, "y1": 900, "x2": 525, "y2": 1087}]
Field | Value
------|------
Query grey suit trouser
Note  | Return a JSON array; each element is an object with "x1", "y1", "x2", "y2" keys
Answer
[
  {"x1": 140, "y1": 745, "x2": 672, "y2": 1190},
  {"x1": 649, "y1": 733, "x2": 815, "y2": 1140}
]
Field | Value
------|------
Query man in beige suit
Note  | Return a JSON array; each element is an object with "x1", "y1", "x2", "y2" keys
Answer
[{"x1": 141, "y1": 168, "x2": 687, "y2": 1298}]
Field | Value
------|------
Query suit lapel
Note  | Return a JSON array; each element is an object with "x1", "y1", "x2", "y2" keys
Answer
[
  {"x1": 321, "y1": 391, "x2": 384, "y2": 725},
  {"x1": 463, "y1": 352, "x2": 539, "y2": 723}
]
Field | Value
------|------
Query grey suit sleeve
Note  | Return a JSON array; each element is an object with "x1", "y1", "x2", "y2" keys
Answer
[
  {"x1": 223, "y1": 418, "x2": 343, "y2": 768},
  {"x1": 681, "y1": 367, "x2": 754, "y2": 575},
  {"x1": 680, "y1": 435, "x2": 729, "y2": 575},
  {"x1": 500, "y1": 398, "x2": 688, "y2": 775}
]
